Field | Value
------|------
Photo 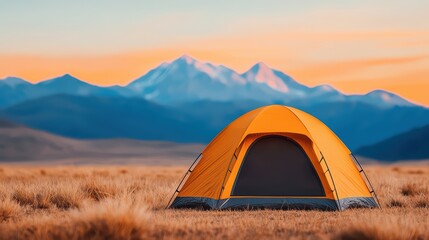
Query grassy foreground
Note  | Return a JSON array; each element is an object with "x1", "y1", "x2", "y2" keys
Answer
[{"x1": 0, "y1": 165, "x2": 428, "y2": 240}]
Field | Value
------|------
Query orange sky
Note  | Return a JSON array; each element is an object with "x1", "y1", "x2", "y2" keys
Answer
[{"x1": 1, "y1": 1, "x2": 428, "y2": 106}]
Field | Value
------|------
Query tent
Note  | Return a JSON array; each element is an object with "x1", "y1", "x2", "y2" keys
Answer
[{"x1": 167, "y1": 105, "x2": 380, "y2": 211}]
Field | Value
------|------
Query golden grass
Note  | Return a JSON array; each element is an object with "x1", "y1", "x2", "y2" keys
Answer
[
  {"x1": 0, "y1": 199, "x2": 22, "y2": 222},
  {"x1": 0, "y1": 165, "x2": 428, "y2": 239}
]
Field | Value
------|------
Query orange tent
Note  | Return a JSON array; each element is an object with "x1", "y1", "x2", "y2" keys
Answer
[{"x1": 168, "y1": 105, "x2": 380, "y2": 210}]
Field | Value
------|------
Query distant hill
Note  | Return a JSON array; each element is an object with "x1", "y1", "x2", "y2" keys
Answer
[
  {"x1": 1, "y1": 95, "x2": 429, "y2": 150},
  {"x1": 293, "y1": 101, "x2": 429, "y2": 150},
  {"x1": 0, "y1": 118, "x2": 19, "y2": 128},
  {"x1": 0, "y1": 94, "x2": 216, "y2": 143},
  {"x1": 0, "y1": 119, "x2": 203, "y2": 163},
  {"x1": 356, "y1": 124, "x2": 429, "y2": 161}
]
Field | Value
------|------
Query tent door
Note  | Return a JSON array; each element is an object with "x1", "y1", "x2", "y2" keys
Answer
[{"x1": 231, "y1": 135, "x2": 325, "y2": 196}]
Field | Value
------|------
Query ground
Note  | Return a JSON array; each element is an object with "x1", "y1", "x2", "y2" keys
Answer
[{"x1": 0, "y1": 164, "x2": 428, "y2": 240}]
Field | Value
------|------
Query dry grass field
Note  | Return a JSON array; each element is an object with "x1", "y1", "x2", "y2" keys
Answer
[{"x1": 0, "y1": 164, "x2": 428, "y2": 240}]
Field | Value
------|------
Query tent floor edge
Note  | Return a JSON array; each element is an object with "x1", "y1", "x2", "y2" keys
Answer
[
  {"x1": 220, "y1": 197, "x2": 338, "y2": 211},
  {"x1": 339, "y1": 197, "x2": 378, "y2": 210},
  {"x1": 169, "y1": 196, "x2": 378, "y2": 211}
]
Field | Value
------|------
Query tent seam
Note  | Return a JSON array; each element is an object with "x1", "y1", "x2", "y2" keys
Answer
[
  {"x1": 237, "y1": 106, "x2": 271, "y2": 145},
  {"x1": 284, "y1": 106, "x2": 342, "y2": 211}
]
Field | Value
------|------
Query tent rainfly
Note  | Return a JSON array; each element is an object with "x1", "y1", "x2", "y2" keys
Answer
[{"x1": 167, "y1": 105, "x2": 380, "y2": 211}]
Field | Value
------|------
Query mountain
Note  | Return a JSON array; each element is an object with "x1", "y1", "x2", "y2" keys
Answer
[
  {"x1": 35, "y1": 74, "x2": 136, "y2": 97},
  {"x1": 126, "y1": 55, "x2": 415, "y2": 108},
  {"x1": 0, "y1": 77, "x2": 31, "y2": 87},
  {"x1": 0, "y1": 118, "x2": 202, "y2": 163},
  {"x1": 2, "y1": 93, "x2": 427, "y2": 150},
  {"x1": 127, "y1": 55, "x2": 286, "y2": 104},
  {"x1": 35, "y1": 74, "x2": 121, "y2": 96},
  {"x1": 0, "y1": 74, "x2": 134, "y2": 109},
  {"x1": 1, "y1": 55, "x2": 427, "y2": 151},
  {"x1": 348, "y1": 90, "x2": 414, "y2": 108},
  {"x1": 356, "y1": 124, "x2": 429, "y2": 161},
  {"x1": 127, "y1": 55, "x2": 349, "y2": 104},
  {"x1": 0, "y1": 94, "x2": 215, "y2": 143},
  {"x1": 242, "y1": 62, "x2": 309, "y2": 95},
  {"x1": 0, "y1": 77, "x2": 35, "y2": 108},
  {"x1": 14, "y1": 95, "x2": 426, "y2": 163},
  {"x1": 1, "y1": 55, "x2": 418, "y2": 109},
  {"x1": 173, "y1": 100, "x2": 268, "y2": 130}
]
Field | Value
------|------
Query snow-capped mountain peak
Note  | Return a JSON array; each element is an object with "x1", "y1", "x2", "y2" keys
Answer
[
  {"x1": 243, "y1": 62, "x2": 289, "y2": 93},
  {"x1": 124, "y1": 54, "x2": 416, "y2": 107},
  {"x1": 176, "y1": 54, "x2": 196, "y2": 64},
  {"x1": 129, "y1": 55, "x2": 248, "y2": 92},
  {"x1": 172, "y1": 55, "x2": 221, "y2": 81}
]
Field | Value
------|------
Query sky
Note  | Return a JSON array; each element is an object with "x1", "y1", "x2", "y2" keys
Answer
[{"x1": 0, "y1": 0, "x2": 428, "y2": 105}]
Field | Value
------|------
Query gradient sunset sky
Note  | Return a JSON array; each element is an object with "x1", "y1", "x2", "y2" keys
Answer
[{"x1": 1, "y1": 1, "x2": 428, "y2": 105}]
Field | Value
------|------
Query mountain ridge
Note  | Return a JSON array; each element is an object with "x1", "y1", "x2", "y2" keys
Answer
[
  {"x1": 1, "y1": 94, "x2": 428, "y2": 150},
  {"x1": 356, "y1": 124, "x2": 429, "y2": 161},
  {"x1": 0, "y1": 94, "x2": 216, "y2": 143},
  {"x1": 0, "y1": 55, "x2": 419, "y2": 108},
  {"x1": 1, "y1": 55, "x2": 427, "y2": 153}
]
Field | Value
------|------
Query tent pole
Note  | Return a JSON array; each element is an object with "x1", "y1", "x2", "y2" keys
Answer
[
  {"x1": 217, "y1": 148, "x2": 238, "y2": 207},
  {"x1": 165, "y1": 153, "x2": 202, "y2": 209},
  {"x1": 351, "y1": 153, "x2": 382, "y2": 209},
  {"x1": 319, "y1": 151, "x2": 342, "y2": 211}
]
